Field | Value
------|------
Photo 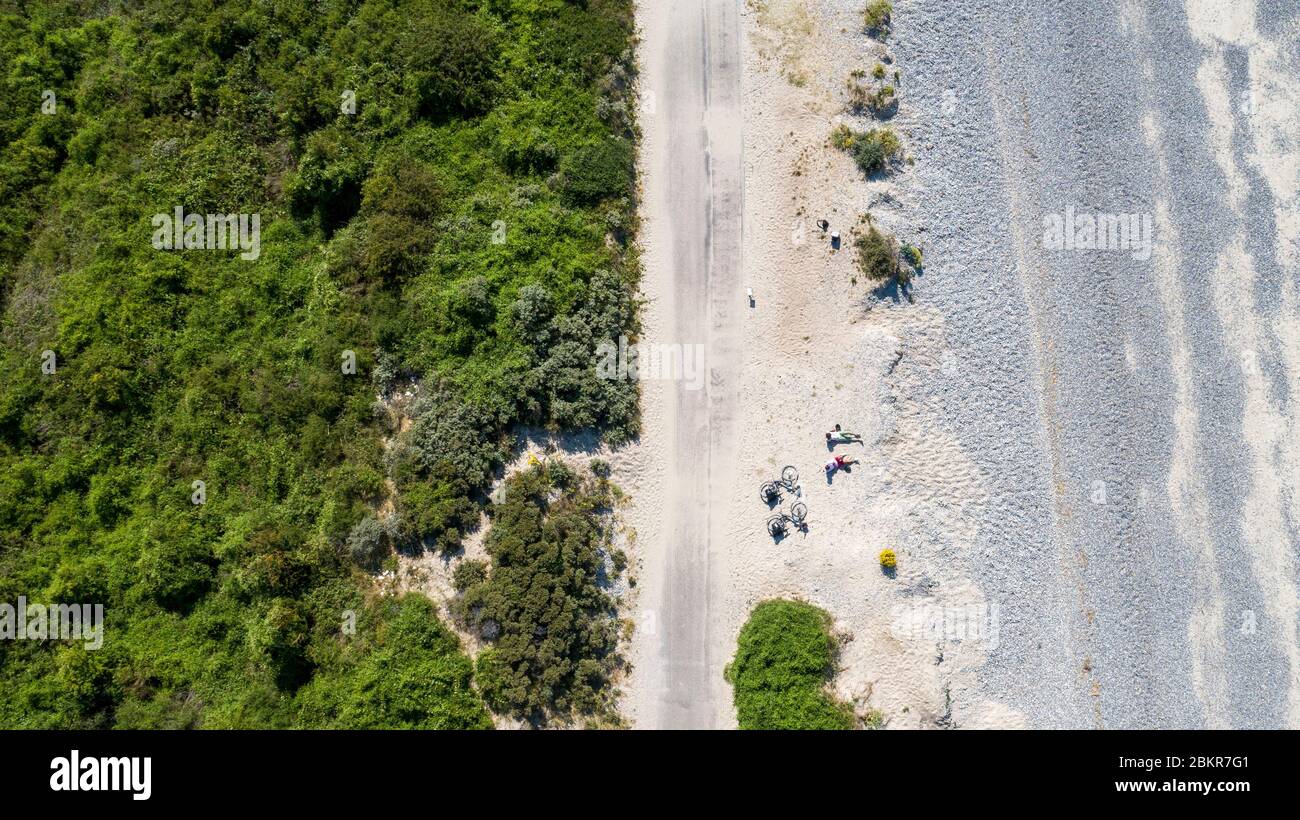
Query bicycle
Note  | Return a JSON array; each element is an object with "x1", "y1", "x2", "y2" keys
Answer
[
  {"x1": 766, "y1": 501, "x2": 809, "y2": 539},
  {"x1": 758, "y1": 465, "x2": 801, "y2": 506}
]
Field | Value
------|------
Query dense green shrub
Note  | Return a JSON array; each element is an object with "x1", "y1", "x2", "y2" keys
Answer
[
  {"x1": 345, "y1": 516, "x2": 389, "y2": 568},
  {"x1": 287, "y1": 126, "x2": 370, "y2": 233},
  {"x1": 725, "y1": 599, "x2": 855, "y2": 730},
  {"x1": 402, "y1": 10, "x2": 500, "y2": 120},
  {"x1": 0, "y1": 0, "x2": 638, "y2": 729},
  {"x1": 399, "y1": 383, "x2": 500, "y2": 494},
  {"x1": 453, "y1": 463, "x2": 623, "y2": 724},
  {"x1": 135, "y1": 531, "x2": 216, "y2": 611},
  {"x1": 855, "y1": 224, "x2": 899, "y2": 282},
  {"x1": 295, "y1": 595, "x2": 492, "y2": 729},
  {"x1": 452, "y1": 559, "x2": 488, "y2": 593},
  {"x1": 511, "y1": 283, "x2": 554, "y2": 347},
  {"x1": 831, "y1": 124, "x2": 902, "y2": 176},
  {"x1": 532, "y1": 268, "x2": 641, "y2": 442},
  {"x1": 560, "y1": 138, "x2": 634, "y2": 206},
  {"x1": 361, "y1": 156, "x2": 442, "y2": 221},
  {"x1": 854, "y1": 129, "x2": 900, "y2": 174}
]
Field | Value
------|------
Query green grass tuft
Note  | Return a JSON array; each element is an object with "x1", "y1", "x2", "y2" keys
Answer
[{"x1": 863, "y1": 0, "x2": 893, "y2": 36}]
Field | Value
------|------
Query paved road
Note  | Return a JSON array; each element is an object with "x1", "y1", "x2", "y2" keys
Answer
[
  {"x1": 899, "y1": 0, "x2": 1300, "y2": 727},
  {"x1": 640, "y1": 0, "x2": 743, "y2": 729}
]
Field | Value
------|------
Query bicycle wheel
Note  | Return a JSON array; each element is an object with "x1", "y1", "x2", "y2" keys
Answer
[
  {"x1": 781, "y1": 465, "x2": 799, "y2": 488},
  {"x1": 789, "y1": 502, "x2": 808, "y2": 524},
  {"x1": 758, "y1": 481, "x2": 781, "y2": 504},
  {"x1": 766, "y1": 516, "x2": 787, "y2": 537}
]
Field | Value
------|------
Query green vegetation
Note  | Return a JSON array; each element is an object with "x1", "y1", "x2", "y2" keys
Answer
[
  {"x1": 831, "y1": 124, "x2": 856, "y2": 151},
  {"x1": 863, "y1": 707, "x2": 887, "y2": 729},
  {"x1": 452, "y1": 559, "x2": 489, "y2": 593},
  {"x1": 831, "y1": 124, "x2": 902, "y2": 176},
  {"x1": 854, "y1": 222, "x2": 922, "y2": 293},
  {"x1": 845, "y1": 78, "x2": 896, "y2": 117},
  {"x1": 725, "y1": 599, "x2": 854, "y2": 730},
  {"x1": 900, "y1": 243, "x2": 923, "y2": 272},
  {"x1": 0, "y1": 0, "x2": 637, "y2": 728},
  {"x1": 870, "y1": 85, "x2": 896, "y2": 115},
  {"x1": 453, "y1": 461, "x2": 624, "y2": 726},
  {"x1": 856, "y1": 127, "x2": 902, "y2": 174},
  {"x1": 855, "y1": 223, "x2": 908, "y2": 287},
  {"x1": 295, "y1": 595, "x2": 492, "y2": 730},
  {"x1": 863, "y1": 0, "x2": 893, "y2": 36}
]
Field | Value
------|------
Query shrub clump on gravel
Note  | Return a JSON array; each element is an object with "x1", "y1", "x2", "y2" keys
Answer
[
  {"x1": 900, "y1": 243, "x2": 923, "y2": 271},
  {"x1": 846, "y1": 77, "x2": 896, "y2": 117},
  {"x1": 863, "y1": 0, "x2": 893, "y2": 36},
  {"x1": 831, "y1": 124, "x2": 902, "y2": 176},
  {"x1": 855, "y1": 223, "x2": 903, "y2": 285}
]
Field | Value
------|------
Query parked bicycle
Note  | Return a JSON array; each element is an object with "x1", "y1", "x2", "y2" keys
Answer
[
  {"x1": 758, "y1": 465, "x2": 800, "y2": 506},
  {"x1": 766, "y1": 501, "x2": 808, "y2": 538}
]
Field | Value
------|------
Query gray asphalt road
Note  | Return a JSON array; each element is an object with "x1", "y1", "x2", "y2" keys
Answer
[
  {"x1": 644, "y1": 0, "x2": 743, "y2": 729},
  {"x1": 896, "y1": 0, "x2": 1300, "y2": 727}
]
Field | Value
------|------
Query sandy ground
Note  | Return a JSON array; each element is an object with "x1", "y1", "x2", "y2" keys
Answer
[
  {"x1": 625, "y1": 0, "x2": 1300, "y2": 729},
  {"x1": 717, "y1": 0, "x2": 1009, "y2": 728}
]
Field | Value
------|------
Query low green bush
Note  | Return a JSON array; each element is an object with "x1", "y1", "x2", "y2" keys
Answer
[
  {"x1": 846, "y1": 79, "x2": 895, "y2": 116},
  {"x1": 832, "y1": 126, "x2": 902, "y2": 175},
  {"x1": 901, "y1": 243, "x2": 923, "y2": 271},
  {"x1": 295, "y1": 595, "x2": 492, "y2": 729},
  {"x1": 560, "y1": 138, "x2": 634, "y2": 206},
  {"x1": 725, "y1": 599, "x2": 854, "y2": 730},
  {"x1": 856, "y1": 224, "x2": 900, "y2": 282},
  {"x1": 452, "y1": 559, "x2": 488, "y2": 592},
  {"x1": 831, "y1": 123, "x2": 857, "y2": 151},
  {"x1": 864, "y1": 0, "x2": 893, "y2": 35}
]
